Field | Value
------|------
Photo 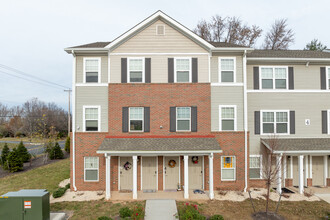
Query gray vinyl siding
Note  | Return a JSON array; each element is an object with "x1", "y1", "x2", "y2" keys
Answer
[
  {"x1": 211, "y1": 55, "x2": 243, "y2": 83},
  {"x1": 75, "y1": 55, "x2": 108, "y2": 84},
  {"x1": 211, "y1": 86, "x2": 244, "y2": 131},
  {"x1": 75, "y1": 86, "x2": 108, "y2": 132},
  {"x1": 110, "y1": 55, "x2": 209, "y2": 83},
  {"x1": 248, "y1": 93, "x2": 330, "y2": 154}
]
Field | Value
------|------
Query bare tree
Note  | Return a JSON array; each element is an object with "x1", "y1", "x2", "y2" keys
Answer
[
  {"x1": 263, "y1": 19, "x2": 294, "y2": 50},
  {"x1": 193, "y1": 19, "x2": 212, "y2": 42}
]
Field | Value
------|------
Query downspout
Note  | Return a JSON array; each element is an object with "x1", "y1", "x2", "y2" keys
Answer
[
  {"x1": 243, "y1": 50, "x2": 248, "y2": 192},
  {"x1": 71, "y1": 50, "x2": 77, "y2": 191}
]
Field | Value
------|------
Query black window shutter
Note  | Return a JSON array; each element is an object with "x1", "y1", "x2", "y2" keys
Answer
[
  {"x1": 144, "y1": 107, "x2": 150, "y2": 132},
  {"x1": 289, "y1": 67, "x2": 294, "y2": 90},
  {"x1": 321, "y1": 67, "x2": 326, "y2": 90},
  {"x1": 145, "y1": 58, "x2": 151, "y2": 83},
  {"x1": 255, "y1": 111, "x2": 260, "y2": 134},
  {"x1": 191, "y1": 106, "x2": 197, "y2": 132},
  {"x1": 121, "y1": 58, "x2": 127, "y2": 83},
  {"x1": 290, "y1": 111, "x2": 295, "y2": 134},
  {"x1": 253, "y1": 67, "x2": 259, "y2": 90},
  {"x1": 122, "y1": 107, "x2": 129, "y2": 132},
  {"x1": 168, "y1": 58, "x2": 174, "y2": 83},
  {"x1": 322, "y1": 110, "x2": 328, "y2": 134},
  {"x1": 192, "y1": 58, "x2": 198, "y2": 83},
  {"x1": 170, "y1": 107, "x2": 176, "y2": 132}
]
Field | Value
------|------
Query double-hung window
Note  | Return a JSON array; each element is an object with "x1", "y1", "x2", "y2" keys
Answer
[
  {"x1": 219, "y1": 57, "x2": 236, "y2": 83},
  {"x1": 327, "y1": 67, "x2": 330, "y2": 89},
  {"x1": 176, "y1": 107, "x2": 191, "y2": 131},
  {"x1": 219, "y1": 105, "x2": 236, "y2": 131},
  {"x1": 84, "y1": 106, "x2": 100, "y2": 132},
  {"x1": 84, "y1": 157, "x2": 99, "y2": 181},
  {"x1": 128, "y1": 58, "x2": 144, "y2": 83},
  {"x1": 84, "y1": 58, "x2": 100, "y2": 83},
  {"x1": 249, "y1": 156, "x2": 262, "y2": 179},
  {"x1": 221, "y1": 156, "x2": 236, "y2": 181},
  {"x1": 175, "y1": 58, "x2": 191, "y2": 82},
  {"x1": 260, "y1": 67, "x2": 288, "y2": 89},
  {"x1": 129, "y1": 107, "x2": 144, "y2": 132},
  {"x1": 261, "y1": 110, "x2": 289, "y2": 134}
]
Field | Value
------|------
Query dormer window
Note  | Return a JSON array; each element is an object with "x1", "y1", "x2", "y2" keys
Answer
[{"x1": 84, "y1": 58, "x2": 101, "y2": 83}]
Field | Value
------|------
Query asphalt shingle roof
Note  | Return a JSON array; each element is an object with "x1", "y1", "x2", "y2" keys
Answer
[
  {"x1": 70, "y1": 41, "x2": 111, "y2": 48},
  {"x1": 248, "y1": 50, "x2": 330, "y2": 59},
  {"x1": 98, "y1": 137, "x2": 221, "y2": 152},
  {"x1": 261, "y1": 138, "x2": 330, "y2": 152},
  {"x1": 208, "y1": 42, "x2": 249, "y2": 48}
]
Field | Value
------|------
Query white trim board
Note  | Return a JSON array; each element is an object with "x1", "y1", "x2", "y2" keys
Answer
[
  {"x1": 75, "y1": 83, "x2": 108, "y2": 87},
  {"x1": 109, "y1": 52, "x2": 209, "y2": 55},
  {"x1": 247, "y1": 90, "x2": 330, "y2": 93},
  {"x1": 100, "y1": 150, "x2": 223, "y2": 155}
]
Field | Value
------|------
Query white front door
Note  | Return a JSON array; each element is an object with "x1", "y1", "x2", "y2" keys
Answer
[
  {"x1": 188, "y1": 156, "x2": 203, "y2": 189},
  {"x1": 164, "y1": 156, "x2": 180, "y2": 190},
  {"x1": 120, "y1": 157, "x2": 133, "y2": 190},
  {"x1": 142, "y1": 157, "x2": 157, "y2": 190}
]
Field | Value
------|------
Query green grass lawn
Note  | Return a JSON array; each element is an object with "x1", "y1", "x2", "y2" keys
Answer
[{"x1": 0, "y1": 158, "x2": 70, "y2": 195}]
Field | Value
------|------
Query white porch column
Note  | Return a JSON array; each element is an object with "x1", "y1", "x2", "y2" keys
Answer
[
  {"x1": 309, "y1": 156, "x2": 313, "y2": 179},
  {"x1": 305, "y1": 156, "x2": 309, "y2": 186},
  {"x1": 290, "y1": 156, "x2": 293, "y2": 179},
  {"x1": 324, "y1": 155, "x2": 328, "y2": 186},
  {"x1": 184, "y1": 155, "x2": 189, "y2": 199},
  {"x1": 209, "y1": 153, "x2": 214, "y2": 200},
  {"x1": 298, "y1": 155, "x2": 304, "y2": 194},
  {"x1": 277, "y1": 155, "x2": 282, "y2": 194},
  {"x1": 283, "y1": 156, "x2": 287, "y2": 187},
  {"x1": 105, "y1": 155, "x2": 111, "y2": 200},
  {"x1": 132, "y1": 155, "x2": 138, "y2": 199}
]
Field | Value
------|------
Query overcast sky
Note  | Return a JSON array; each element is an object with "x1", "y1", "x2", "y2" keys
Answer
[{"x1": 1, "y1": 0, "x2": 329, "y2": 110}]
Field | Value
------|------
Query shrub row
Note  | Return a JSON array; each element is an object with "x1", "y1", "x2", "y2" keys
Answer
[
  {"x1": 0, "y1": 141, "x2": 30, "y2": 172},
  {"x1": 53, "y1": 183, "x2": 70, "y2": 198}
]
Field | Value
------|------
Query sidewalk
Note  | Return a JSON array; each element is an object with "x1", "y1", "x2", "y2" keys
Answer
[{"x1": 145, "y1": 199, "x2": 178, "y2": 220}]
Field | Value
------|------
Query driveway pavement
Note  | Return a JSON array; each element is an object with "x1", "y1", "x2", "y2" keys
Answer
[{"x1": 145, "y1": 199, "x2": 178, "y2": 220}]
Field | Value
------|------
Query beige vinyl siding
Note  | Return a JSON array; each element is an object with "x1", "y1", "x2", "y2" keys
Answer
[
  {"x1": 247, "y1": 64, "x2": 323, "y2": 90},
  {"x1": 75, "y1": 86, "x2": 108, "y2": 132},
  {"x1": 110, "y1": 54, "x2": 209, "y2": 83},
  {"x1": 211, "y1": 86, "x2": 244, "y2": 131},
  {"x1": 112, "y1": 19, "x2": 208, "y2": 53},
  {"x1": 211, "y1": 55, "x2": 243, "y2": 83},
  {"x1": 76, "y1": 55, "x2": 108, "y2": 84},
  {"x1": 248, "y1": 93, "x2": 330, "y2": 154}
]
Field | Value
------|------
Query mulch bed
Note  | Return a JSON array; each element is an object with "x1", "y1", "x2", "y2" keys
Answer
[{"x1": 0, "y1": 152, "x2": 69, "y2": 179}]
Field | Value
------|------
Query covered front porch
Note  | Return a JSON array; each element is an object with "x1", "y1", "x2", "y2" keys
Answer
[{"x1": 96, "y1": 136, "x2": 222, "y2": 200}]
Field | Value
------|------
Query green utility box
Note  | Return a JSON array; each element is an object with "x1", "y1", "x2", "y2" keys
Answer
[{"x1": 0, "y1": 189, "x2": 50, "y2": 220}]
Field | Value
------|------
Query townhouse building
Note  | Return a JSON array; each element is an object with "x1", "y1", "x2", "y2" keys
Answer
[{"x1": 65, "y1": 11, "x2": 330, "y2": 200}]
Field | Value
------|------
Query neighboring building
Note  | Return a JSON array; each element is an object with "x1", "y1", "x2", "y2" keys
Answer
[{"x1": 65, "y1": 11, "x2": 330, "y2": 199}]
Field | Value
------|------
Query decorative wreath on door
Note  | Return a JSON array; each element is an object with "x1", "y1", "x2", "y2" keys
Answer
[
  {"x1": 123, "y1": 161, "x2": 132, "y2": 170},
  {"x1": 192, "y1": 156, "x2": 199, "y2": 164},
  {"x1": 168, "y1": 160, "x2": 176, "y2": 168}
]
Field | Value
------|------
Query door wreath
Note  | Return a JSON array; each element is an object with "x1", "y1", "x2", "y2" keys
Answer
[
  {"x1": 192, "y1": 156, "x2": 199, "y2": 164},
  {"x1": 123, "y1": 161, "x2": 132, "y2": 170},
  {"x1": 168, "y1": 160, "x2": 176, "y2": 168}
]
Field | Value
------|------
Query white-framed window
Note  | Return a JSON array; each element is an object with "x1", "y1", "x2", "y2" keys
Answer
[
  {"x1": 260, "y1": 66, "x2": 288, "y2": 90},
  {"x1": 176, "y1": 107, "x2": 191, "y2": 131},
  {"x1": 83, "y1": 106, "x2": 101, "y2": 132},
  {"x1": 261, "y1": 110, "x2": 289, "y2": 135},
  {"x1": 249, "y1": 155, "x2": 262, "y2": 179},
  {"x1": 156, "y1": 24, "x2": 165, "y2": 35},
  {"x1": 221, "y1": 156, "x2": 236, "y2": 181},
  {"x1": 129, "y1": 107, "x2": 144, "y2": 132},
  {"x1": 174, "y1": 58, "x2": 192, "y2": 83},
  {"x1": 84, "y1": 57, "x2": 101, "y2": 83},
  {"x1": 327, "y1": 67, "x2": 330, "y2": 89},
  {"x1": 128, "y1": 57, "x2": 145, "y2": 83},
  {"x1": 328, "y1": 110, "x2": 330, "y2": 135},
  {"x1": 218, "y1": 57, "x2": 236, "y2": 83},
  {"x1": 84, "y1": 157, "x2": 99, "y2": 182},
  {"x1": 219, "y1": 105, "x2": 236, "y2": 131}
]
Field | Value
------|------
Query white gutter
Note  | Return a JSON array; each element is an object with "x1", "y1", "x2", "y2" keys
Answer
[
  {"x1": 96, "y1": 150, "x2": 223, "y2": 155},
  {"x1": 71, "y1": 50, "x2": 77, "y2": 191},
  {"x1": 64, "y1": 48, "x2": 108, "y2": 53},
  {"x1": 243, "y1": 50, "x2": 248, "y2": 192},
  {"x1": 247, "y1": 57, "x2": 330, "y2": 62}
]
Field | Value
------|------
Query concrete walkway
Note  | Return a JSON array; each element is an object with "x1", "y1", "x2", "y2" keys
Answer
[
  {"x1": 315, "y1": 194, "x2": 330, "y2": 203},
  {"x1": 145, "y1": 199, "x2": 178, "y2": 220}
]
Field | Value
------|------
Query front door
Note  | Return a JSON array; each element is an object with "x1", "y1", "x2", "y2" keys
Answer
[
  {"x1": 142, "y1": 157, "x2": 157, "y2": 190},
  {"x1": 164, "y1": 156, "x2": 180, "y2": 190},
  {"x1": 189, "y1": 156, "x2": 203, "y2": 189},
  {"x1": 120, "y1": 157, "x2": 133, "y2": 191},
  {"x1": 292, "y1": 156, "x2": 299, "y2": 186},
  {"x1": 312, "y1": 156, "x2": 324, "y2": 186}
]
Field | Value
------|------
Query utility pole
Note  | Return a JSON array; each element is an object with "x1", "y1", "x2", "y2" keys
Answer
[{"x1": 64, "y1": 89, "x2": 72, "y2": 137}]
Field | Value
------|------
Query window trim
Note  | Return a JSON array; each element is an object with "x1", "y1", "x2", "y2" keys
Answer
[
  {"x1": 218, "y1": 57, "x2": 236, "y2": 83},
  {"x1": 83, "y1": 105, "x2": 101, "y2": 132},
  {"x1": 221, "y1": 156, "x2": 236, "y2": 181},
  {"x1": 127, "y1": 57, "x2": 145, "y2": 83},
  {"x1": 260, "y1": 110, "x2": 290, "y2": 135},
  {"x1": 174, "y1": 57, "x2": 192, "y2": 83},
  {"x1": 259, "y1": 66, "x2": 289, "y2": 90},
  {"x1": 249, "y1": 155, "x2": 263, "y2": 179},
  {"x1": 176, "y1": 107, "x2": 191, "y2": 132},
  {"x1": 83, "y1": 57, "x2": 101, "y2": 84},
  {"x1": 84, "y1": 157, "x2": 99, "y2": 182},
  {"x1": 129, "y1": 107, "x2": 144, "y2": 132},
  {"x1": 326, "y1": 66, "x2": 330, "y2": 90},
  {"x1": 219, "y1": 105, "x2": 237, "y2": 131},
  {"x1": 328, "y1": 110, "x2": 330, "y2": 135},
  {"x1": 156, "y1": 24, "x2": 165, "y2": 35}
]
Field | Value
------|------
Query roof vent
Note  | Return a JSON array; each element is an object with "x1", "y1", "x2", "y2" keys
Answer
[{"x1": 156, "y1": 25, "x2": 165, "y2": 35}]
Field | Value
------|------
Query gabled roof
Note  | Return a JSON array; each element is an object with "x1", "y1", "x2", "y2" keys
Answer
[{"x1": 248, "y1": 50, "x2": 330, "y2": 59}]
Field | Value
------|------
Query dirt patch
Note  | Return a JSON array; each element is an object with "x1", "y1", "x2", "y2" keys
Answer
[
  {"x1": 252, "y1": 212, "x2": 284, "y2": 220},
  {"x1": 0, "y1": 152, "x2": 69, "y2": 179}
]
